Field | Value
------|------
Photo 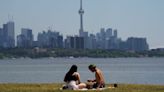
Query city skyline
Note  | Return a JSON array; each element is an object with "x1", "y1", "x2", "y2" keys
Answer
[
  {"x1": 0, "y1": 20, "x2": 148, "y2": 52},
  {"x1": 0, "y1": 0, "x2": 164, "y2": 49}
]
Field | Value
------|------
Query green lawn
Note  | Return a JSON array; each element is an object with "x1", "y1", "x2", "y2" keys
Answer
[{"x1": 0, "y1": 83, "x2": 164, "y2": 92}]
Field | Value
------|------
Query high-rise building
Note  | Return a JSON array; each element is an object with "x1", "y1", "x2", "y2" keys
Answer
[
  {"x1": 2, "y1": 21, "x2": 15, "y2": 48},
  {"x1": 2, "y1": 24, "x2": 7, "y2": 41},
  {"x1": 106, "y1": 28, "x2": 112, "y2": 39},
  {"x1": 21, "y1": 28, "x2": 33, "y2": 41},
  {"x1": 100, "y1": 28, "x2": 106, "y2": 40},
  {"x1": 95, "y1": 28, "x2": 121, "y2": 50},
  {"x1": 114, "y1": 29, "x2": 118, "y2": 38},
  {"x1": 0, "y1": 28, "x2": 3, "y2": 47},
  {"x1": 7, "y1": 21, "x2": 15, "y2": 42},
  {"x1": 17, "y1": 28, "x2": 33, "y2": 48},
  {"x1": 126, "y1": 37, "x2": 149, "y2": 51},
  {"x1": 37, "y1": 30, "x2": 63, "y2": 48},
  {"x1": 17, "y1": 34, "x2": 26, "y2": 48},
  {"x1": 88, "y1": 34, "x2": 96, "y2": 49},
  {"x1": 106, "y1": 36, "x2": 120, "y2": 50},
  {"x1": 57, "y1": 35, "x2": 63, "y2": 48},
  {"x1": 74, "y1": 36, "x2": 84, "y2": 49},
  {"x1": 82, "y1": 31, "x2": 89, "y2": 49},
  {"x1": 119, "y1": 41, "x2": 128, "y2": 50},
  {"x1": 0, "y1": 28, "x2": 3, "y2": 36},
  {"x1": 65, "y1": 36, "x2": 84, "y2": 49},
  {"x1": 37, "y1": 31, "x2": 47, "y2": 47},
  {"x1": 65, "y1": 36, "x2": 75, "y2": 49}
]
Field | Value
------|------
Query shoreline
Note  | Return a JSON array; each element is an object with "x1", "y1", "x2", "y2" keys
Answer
[{"x1": 1, "y1": 56, "x2": 164, "y2": 60}]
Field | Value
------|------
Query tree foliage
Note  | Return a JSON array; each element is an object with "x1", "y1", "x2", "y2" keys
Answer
[{"x1": 0, "y1": 48, "x2": 164, "y2": 59}]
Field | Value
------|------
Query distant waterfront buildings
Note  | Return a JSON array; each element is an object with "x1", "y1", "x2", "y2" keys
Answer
[
  {"x1": 113, "y1": 29, "x2": 118, "y2": 38},
  {"x1": 151, "y1": 48, "x2": 164, "y2": 52},
  {"x1": 64, "y1": 36, "x2": 84, "y2": 49},
  {"x1": 37, "y1": 30, "x2": 63, "y2": 48},
  {"x1": 88, "y1": 34, "x2": 96, "y2": 49},
  {"x1": 94, "y1": 28, "x2": 120, "y2": 50},
  {"x1": 126, "y1": 37, "x2": 149, "y2": 51},
  {"x1": 85, "y1": 28, "x2": 149, "y2": 51},
  {"x1": 106, "y1": 28, "x2": 113, "y2": 38},
  {"x1": 17, "y1": 28, "x2": 34, "y2": 48},
  {"x1": 0, "y1": 28, "x2": 3, "y2": 47},
  {"x1": 0, "y1": 21, "x2": 15, "y2": 48},
  {"x1": 16, "y1": 26, "x2": 150, "y2": 52},
  {"x1": 0, "y1": 20, "x2": 149, "y2": 51}
]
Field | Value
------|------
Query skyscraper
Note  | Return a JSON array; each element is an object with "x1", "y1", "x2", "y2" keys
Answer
[
  {"x1": 106, "y1": 28, "x2": 112, "y2": 39},
  {"x1": 114, "y1": 29, "x2": 118, "y2": 38},
  {"x1": 17, "y1": 34, "x2": 26, "y2": 48},
  {"x1": 0, "y1": 28, "x2": 3, "y2": 47},
  {"x1": 64, "y1": 36, "x2": 75, "y2": 49},
  {"x1": 17, "y1": 28, "x2": 34, "y2": 48},
  {"x1": 2, "y1": 21, "x2": 15, "y2": 48},
  {"x1": 21, "y1": 28, "x2": 33, "y2": 41},
  {"x1": 7, "y1": 21, "x2": 15, "y2": 42},
  {"x1": 37, "y1": 30, "x2": 63, "y2": 48},
  {"x1": 79, "y1": 0, "x2": 84, "y2": 37},
  {"x1": 126, "y1": 37, "x2": 149, "y2": 51},
  {"x1": 17, "y1": 28, "x2": 33, "y2": 48},
  {"x1": 65, "y1": 36, "x2": 84, "y2": 49}
]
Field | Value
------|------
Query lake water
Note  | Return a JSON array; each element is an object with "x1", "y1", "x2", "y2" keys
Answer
[{"x1": 0, "y1": 57, "x2": 164, "y2": 85}]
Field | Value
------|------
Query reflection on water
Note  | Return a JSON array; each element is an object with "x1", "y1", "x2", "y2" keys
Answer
[{"x1": 0, "y1": 58, "x2": 164, "y2": 85}]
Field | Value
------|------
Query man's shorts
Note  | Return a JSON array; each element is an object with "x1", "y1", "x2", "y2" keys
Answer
[{"x1": 93, "y1": 83, "x2": 105, "y2": 88}]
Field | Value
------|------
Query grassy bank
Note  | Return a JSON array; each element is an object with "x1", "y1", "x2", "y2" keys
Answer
[
  {"x1": 0, "y1": 83, "x2": 164, "y2": 92},
  {"x1": 1, "y1": 48, "x2": 164, "y2": 59}
]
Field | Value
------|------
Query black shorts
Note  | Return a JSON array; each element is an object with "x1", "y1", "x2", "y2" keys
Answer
[{"x1": 93, "y1": 83, "x2": 105, "y2": 88}]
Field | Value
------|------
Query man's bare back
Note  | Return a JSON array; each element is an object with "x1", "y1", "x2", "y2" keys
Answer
[
  {"x1": 95, "y1": 68, "x2": 105, "y2": 84},
  {"x1": 88, "y1": 64, "x2": 105, "y2": 88}
]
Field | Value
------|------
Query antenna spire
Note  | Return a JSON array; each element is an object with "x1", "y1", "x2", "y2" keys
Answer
[{"x1": 80, "y1": 0, "x2": 82, "y2": 9}]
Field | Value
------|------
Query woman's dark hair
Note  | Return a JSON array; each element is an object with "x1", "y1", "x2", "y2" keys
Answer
[{"x1": 64, "y1": 65, "x2": 78, "y2": 82}]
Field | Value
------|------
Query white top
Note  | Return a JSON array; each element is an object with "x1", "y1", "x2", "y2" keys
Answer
[
  {"x1": 66, "y1": 72, "x2": 80, "y2": 90},
  {"x1": 67, "y1": 80, "x2": 79, "y2": 90}
]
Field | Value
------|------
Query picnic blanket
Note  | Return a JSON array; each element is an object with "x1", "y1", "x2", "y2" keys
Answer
[{"x1": 60, "y1": 86, "x2": 116, "y2": 91}]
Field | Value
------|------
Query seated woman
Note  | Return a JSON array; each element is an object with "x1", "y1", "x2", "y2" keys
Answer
[{"x1": 63, "y1": 65, "x2": 86, "y2": 90}]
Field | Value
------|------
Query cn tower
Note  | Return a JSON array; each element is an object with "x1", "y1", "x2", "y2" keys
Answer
[{"x1": 79, "y1": 0, "x2": 84, "y2": 37}]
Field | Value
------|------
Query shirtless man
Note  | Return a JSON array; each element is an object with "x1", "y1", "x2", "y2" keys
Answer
[{"x1": 87, "y1": 64, "x2": 105, "y2": 89}]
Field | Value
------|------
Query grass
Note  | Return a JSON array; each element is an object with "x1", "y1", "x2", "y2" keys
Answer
[{"x1": 0, "y1": 83, "x2": 164, "y2": 92}]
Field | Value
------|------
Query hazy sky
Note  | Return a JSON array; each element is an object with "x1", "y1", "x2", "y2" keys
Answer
[{"x1": 0, "y1": 0, "x2": 164, "y2": 49}]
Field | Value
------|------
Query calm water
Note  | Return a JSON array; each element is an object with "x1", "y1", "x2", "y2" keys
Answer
[{"x1": 0, "y1": 57, "x2": 164, "y2": 85}]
